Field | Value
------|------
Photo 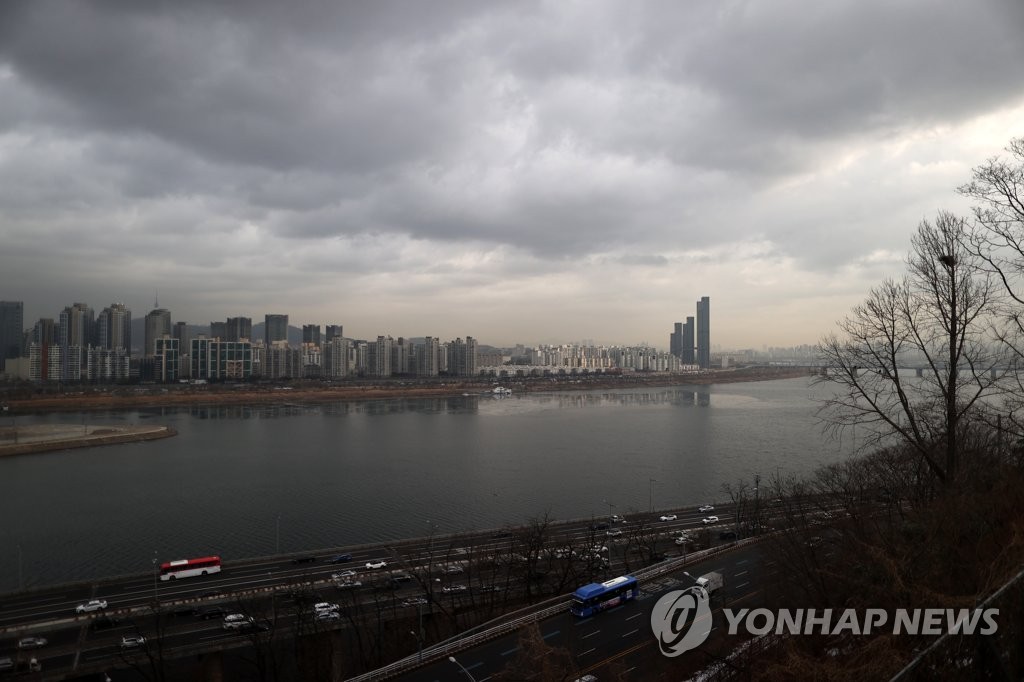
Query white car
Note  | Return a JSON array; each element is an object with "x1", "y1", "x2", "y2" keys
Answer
[
  {"x1": 331, "y1": 570, "x2": 357, "y2": 580},
  {"x1": 610, "y1": 514, "x2": 626, "y2": 523},
  {"x1": 336, "y1": 580, "x2": 362, "y2": 589},
  {"x1": 17, "y1": 637, "x2": 47, "y2": 650},
  {"x1": 605, "y1": 529, "x2": 623, "y2": 537},
  {"x1": 698, "y1": 505, "x2": 715, "y2": 513},
  {"x1": 76, "y1": 599, "x2": 108, "y2": 614},
  {"x1": 313, "y1": 602, "x2": 339, "y2": 613},
  {"x1": 365, "y1": 560, "x2": 387, "y2": 569},
  {"x1": 222, "y1": 613, "x2": 254, "y2": 630},
  {"x1": 702, "y1": 516, "x2": 719, "y2": 524},
  {"x1": 315, "y1": 610, "x2": 341, "y2": 621},
  {"x1": 674, "y1": 536, "x2": 690, "y2": 546},
  {"x1": 659, "y1": 514, "x2": 677, "y2": 521},
  {"x1": 442, "y1": 584, "x2": 467, "y2": 594},
  {"x1": 120, "y1": 635, "x2": 146, "y2": 649}
]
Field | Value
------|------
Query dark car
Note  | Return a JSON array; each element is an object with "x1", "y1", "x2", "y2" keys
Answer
[
  {"x1": 329, "y1": 553, "x2": 353, "y2": 564},
  {"x1": 719, "y1": 530, "x2": 738, "y2": 540},
  {"x1": 199, "y1": 606, "x2": 227, "y2": 620},
  {"x1": 291, "y1": 555, "x2": 318, "y2": 565},
  {"x1": 490, "y1": 531, "x2": 512, "y2": 539},
  {"x1": 590, "y1": 523, "x2": 609, "y2": 531},
  {"x1": 172, "y1": 606, "x2": 198, "y2": 617},
  {"x1": 90, "y1": 616, "x2": 120, "y2": 631}
]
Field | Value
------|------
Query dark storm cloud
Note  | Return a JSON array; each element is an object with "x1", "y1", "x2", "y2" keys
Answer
[{"x1": 2, "y1": 0, "x2": 1023, "y2": 343}]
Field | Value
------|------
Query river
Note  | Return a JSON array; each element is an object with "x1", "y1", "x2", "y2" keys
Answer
[{"x1": 0, "y1": 377, "x2": 853, "y2": 592}]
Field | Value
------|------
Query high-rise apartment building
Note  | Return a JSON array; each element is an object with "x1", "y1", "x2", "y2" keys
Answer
[
  {"x1": 302, "y1": 324, "x2": 321, "y2": 346},
  {"x1": 325, "y1": 325, "x2": 343, "y2": 343},
  {"x1": 210, "y1": 321, "x2": 227, "y2": 340},
  {"x1": 191, "y1": 338, "x2": 253, "y2": 380},
  {"x1": 96, "y1": 303, "x2": 131, "y2": 351},
  {"x1": 226, "y1": 317, "x2": 252, "y2": 342},
  {"x1": 144, "y1": 308, "x2": 172, "y2": 357},
  {"x1": 265, "y1": 314, "x2": 289, "y2": 345},
  {"x1": 59, "y1": 302, "x2": 94, "y2": 380},
  {"x1": 0, "y1": 301, "x2": 24, "y2": 371},
  {"x1": 446, "y1": 336, "x2": 478, "y2": 376},
  {"x1": 696, "y1": 296, "x2": 710, "y2": 369},
  {"x1": 173, "y1": 322, "x2": 190, "y2": 356},
  {"x1": 415, "y1": 337, "x2": 439, "y2": 376},
  {"x1": 154, "y1": 336, "x2": 180, "y2": 382},
  {"x1": 682, "y1": 317, "x2": 695, "y2": 365},
  {"x1": 670, "y1": 322, "x2": 682, "y2": 359},
  {"x1": 367, "y1": 335, "x2": 393, "y2": 377}
]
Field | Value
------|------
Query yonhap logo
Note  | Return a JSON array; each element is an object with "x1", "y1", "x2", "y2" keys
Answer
[{"x1": 650, "y1": 586, "x2": 713, "y2": 656}]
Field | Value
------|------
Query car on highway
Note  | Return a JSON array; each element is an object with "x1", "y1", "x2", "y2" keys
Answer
[
  {"x1": 719, "y1": 530, "x2": 738, "y2": 540},
  {"x1": 315, "y1": 610, "x2": 341, "y2": 622},
  {"x1": 674, "y1": 536, "x2": 690, "y2": 545},
  {"x1": 291, "y1": 555, "x2": 318, "y2": 564},
  {"x1": 402, "y1": 597, "x2": 429, "y2": 606},
  {"x1": 442, "y1": 584, "x2": 467, "y2": 594},
  {"x1": 76, "y1": 599, "x2": 108, "y2": 614},
  {"x1": 610, "y1": 514, "x2": 626, "y2": 523},
  {"x1": 589, "y1": 522, "x2": 609, "y2": 531},
  {"x1": 222, "y1": 614, "x2": 255, "y2": 630},
  {"x1": 702, "y1": 516, "x2": 719, "y2": 524},
  {"x1": 699, "y1": 505, "x2": 715, "y2": 513},
  {"x1": 120, "y1": 636, "x2": 146, "y2": 649},
  {"x1": 329, "y1": 553, "x2": 353, "y2": 564},
  {"x1": 335, "y1": 580, "x2": 362, "y2": 589},
  {"x1": 365, "y1": 559, "x2": 387, "y2": 569},
  {"x1": 200, "y1": 589, "x2": 223, "y2": 599},
  {"x1": 331, "y1": 570, "x2": 357, "y2": 580},
  {"x1": 313, "y1": 602, "x2": 339, "y2": 613},
  {"x1": 442, "y1": 564, "x2": 464, "y2": 574},
  {"x1": 659, "y1": 514, "x2": 677, "y2": 521},
  {"x1": 605, "y1": 529, "x2": 623, "y2": 537},
  {"x1": 199, "y1": 606, "x2": 227, "y2": 620},
  {"x1": 17, "y1": 637, "x2": 47, "y2": 650},
  {"x1": 90, "y1": 616, "x2": 120, "y2": 631}
]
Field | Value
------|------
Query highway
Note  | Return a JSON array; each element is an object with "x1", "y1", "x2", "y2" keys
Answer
[{"x1": 0, "y1": 501, "x2": 806, "y2": 679}]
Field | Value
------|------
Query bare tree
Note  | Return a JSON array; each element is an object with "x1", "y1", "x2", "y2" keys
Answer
[
  {"x1": 960, "y1": 137, "x2": 1024, "y2": 438},
  {"x1": 817, "y1": 212, "x2": 1004, "y2": 485}
]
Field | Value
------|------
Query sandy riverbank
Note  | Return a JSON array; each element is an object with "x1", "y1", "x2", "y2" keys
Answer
[{"x1": 0, "y1": 423, "x2": 176, "y2": 457}]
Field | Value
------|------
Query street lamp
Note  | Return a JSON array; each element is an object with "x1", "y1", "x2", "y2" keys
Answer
[
  {"x1": 449, "y1": 656, "x2": 478, "y2": 681},
  {"x1": 17, "y1": 544, "x2": 23, "y2": 591},
  {"x1": 152, "y1": 551, "x2": 159, "y2": 606},
  {"x1": 649, "y1": 478, "x2": 657, "y2": 513},
  {"x1": 410, "y1": 629, "x2": 423, "y2": 662},
  {"x1": 276, "y1": 514, "x2": 281, "y2": 555},
  {"x1": 604, "y1": 499, "x2": 615, "y2": 519}
]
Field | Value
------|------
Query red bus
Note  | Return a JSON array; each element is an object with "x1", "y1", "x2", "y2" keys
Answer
[{"x1": 159, "y1": 556, "x2": 222, "y2": 581}]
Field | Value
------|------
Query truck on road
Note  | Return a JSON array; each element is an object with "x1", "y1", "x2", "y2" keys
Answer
[{"x1": 695, "y1": 571, "x2": 723, "y2": 595}]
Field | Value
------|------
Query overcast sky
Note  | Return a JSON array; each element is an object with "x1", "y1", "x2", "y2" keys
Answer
[{"x1": 2, "y1": 1, "x2": 1024, "y2": 350}]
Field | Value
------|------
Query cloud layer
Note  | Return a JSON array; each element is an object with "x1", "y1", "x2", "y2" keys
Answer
[{"x1": 2, "y1": 0, "x2": 1024, "y2": 347}]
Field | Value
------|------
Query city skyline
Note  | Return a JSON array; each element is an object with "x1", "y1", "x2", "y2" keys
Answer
[{"x1": 2, "y1": 3, "x2": 1024, "y2": 348}]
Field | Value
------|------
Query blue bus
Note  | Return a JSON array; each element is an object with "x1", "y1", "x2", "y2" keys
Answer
[{"x1": 569, "y1": 575, "x2": 640, "y2": 617}]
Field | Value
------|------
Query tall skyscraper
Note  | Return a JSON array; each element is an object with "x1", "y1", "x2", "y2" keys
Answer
[
  {"x1": 696, "y1": 296, "x2": 710, "y2": 369},
  {"x1": 670, "y1": 322, "x2": 682, "y2": 358},
  {"x1": 302, "y1": 324, "x2": 321, "y2": 346},
  {"x1": 0, "y1": 301, "x2": 23, "y2": 371},
  {"x1": 58, "y1": 302, "x2": 94, "y2": 380},
  {"x1": 325, "y1": 325, "x2": 343, "y2": 343},
  {"x1": 265, "y1": 314, "x2": 289, "y2": 345},
  {"x1": 209, "y1": 321, "x2": 227, "y2": 340},
  {"x1": 144, "y1": 308, "x2": 172, "y2": 357},
  {"x1": 682, "y1": 317, "x2": 695, "y2": 365},
  {"x1": 97, "y1": 303, "x2": 131, "y2": 351},
  {"x1": 226, "y1": 317, "x2": 252, "y2": 342},
  {"x1": 173, "y1": 322, "x2": 190, "y2": 355}
]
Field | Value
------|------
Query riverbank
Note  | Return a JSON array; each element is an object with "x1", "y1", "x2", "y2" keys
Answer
[
  {"x1": 1, "y1": 366, "x2": 813, "y2": 414},
  {"x1": 0, "y1": 424, "x2": 176, "y2": 457}
]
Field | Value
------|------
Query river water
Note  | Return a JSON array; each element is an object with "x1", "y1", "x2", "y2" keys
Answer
[{"x1": 0, "y1": 377, "x2": 852, "y2": 592}]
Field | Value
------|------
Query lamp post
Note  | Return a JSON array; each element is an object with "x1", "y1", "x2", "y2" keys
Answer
[
  {"x1": 649, "y1": 478, "x2": 657, "y2": 513},
  {"x1": 410, "y1": 629, "x2": 423, "y2": 663},
  {"x1": 152, "y1": 551, "x2": 159, "y2": 606},
  {"x1": 604, "y1": 499, "x2": 615, "y2": 519},
  {"x1": 17, "y1": 544, "x2": 23, "y2": 591},
  {"x1": 939, "y1": 253, "x2": 957, "y2": 480},
  {"x1": 449, "y1": 656, "x2": 478, "y2": 681},
  {"x1": 276, "y1": 514, "x2": 281, "y2": 555}
]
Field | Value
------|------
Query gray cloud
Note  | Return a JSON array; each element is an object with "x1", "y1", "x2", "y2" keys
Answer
[{"x1": 1, "y1": 0, "x2": 1022, "y2": 345}]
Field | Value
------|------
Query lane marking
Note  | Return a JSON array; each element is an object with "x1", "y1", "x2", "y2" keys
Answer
[
  {"x1": 542, "y1": 629, "x2": 561, "y2": 640},
  {"x1": 735, "y1": 582, "x2": 750, "y2": 589},
  {"x1": 735, "y1": 559, "x2": 749, "y2": 565},
  {"x1": 501, "y1": 646, "x2": 519, "y2": 657},
  {"x1": 581, "y1": 630, "x2": 600, "y2": 639},
  {"x1": 626, "y1": 612, "x2": 642, "y2": 621},
  {"x1": 466, "y1": 662, "x2": 485, "y2": 670},
  {"x1": 734, "y1": 571, "x2": 748, "y2": 577},
  {"x1": 622, "y1": 629, "x2": 639, "y2": 638},
  {"x1": 581, "y1": 647, "x2": 596, "y2": 656}
]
